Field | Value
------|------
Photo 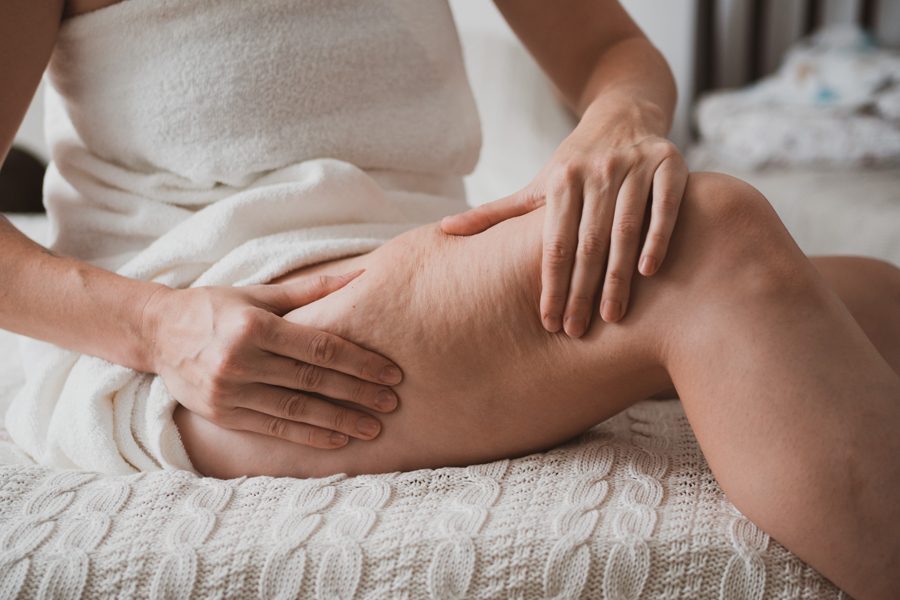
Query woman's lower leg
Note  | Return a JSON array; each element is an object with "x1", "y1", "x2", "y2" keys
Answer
[
  {"x1": 657, "y1": 174, "x2": 900, "y2": 600},
  {"x1": 810, "y1": 256, "x2": 900, "y2": 375}
]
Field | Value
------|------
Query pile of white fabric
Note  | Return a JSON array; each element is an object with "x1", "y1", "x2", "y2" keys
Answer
[
  {"x1": 691, "y1": 25, "x2": 900, "y2": 169},
  {"x1": 0, "y1": 402, "x2": 842, "y2": 599},
  {"x1": 5, "y1": 0, "x2": 480, "y2": 474}
]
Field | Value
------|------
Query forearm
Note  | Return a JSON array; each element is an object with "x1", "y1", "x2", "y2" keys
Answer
[
  {"x1": 575, "y1": 35, "x2": 676, "y2": 137},
  {"x1": 0, "y1": 216, "x2": 165, "y2": 372}
]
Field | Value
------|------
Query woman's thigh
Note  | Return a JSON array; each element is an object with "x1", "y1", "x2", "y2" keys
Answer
[
  {"x1": 177, "y1": 172, "x2": 900, "y2": 481},
  {"x1": 176, "y1": 208, "x2": 671, "y2": 479},
  {"x1": 172, "y1": 171, "x2": 810, "y2": 479}
]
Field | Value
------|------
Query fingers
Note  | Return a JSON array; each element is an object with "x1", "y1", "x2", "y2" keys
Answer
[
  {"x1": 440, "y1": 192, "x2": 538, "y2": 236},
  {"x1": 260, "y1": 314, "x2": 402, "y2": 386},
  {"x1": 562, "y1": 176, "x2": 619, "y2": 337},
  {"x1": 241, "y1": 385, "x2": 383, "y2": 442},
  {"x1": 227, "y1": 406, "x2": 352, "y2": 449},
  {"x1": 541, "y1": 178, "x2": 583, "y2": 332},
  {"x1": 250, "y1": 270, "x2": 364, "y2": 314},
  {"x1": 600, "y1": 171, "x2": 652, "y2": 323},
  {"x1": 639, "y1": 155, "x2": 688, "y2": 276},
  {"x1": 255, "y1": 353, "x2": 399, "y2": 413}
]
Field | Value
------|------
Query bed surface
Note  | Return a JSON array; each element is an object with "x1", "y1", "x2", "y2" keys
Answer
[
  {"x1": 0, "y1": 405, "x2": 843, "y2": 598},
  {"x1": 0, "y1": 213, "x2": 846, "y2": 598},
  {"x1": 0, "y1": 402, "x2": 840, "y2": 599}
]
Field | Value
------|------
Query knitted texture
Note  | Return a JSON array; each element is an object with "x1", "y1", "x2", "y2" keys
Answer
[{"x1": 0, "y1": 402, "x2": 842, "y2": 599}]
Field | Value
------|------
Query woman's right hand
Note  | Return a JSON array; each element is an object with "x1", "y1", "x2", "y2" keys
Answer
[{"x1": 141, "y1": 270, "x2": 402, "y2": 448}]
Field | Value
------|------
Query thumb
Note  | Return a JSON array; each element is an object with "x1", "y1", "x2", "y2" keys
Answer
[
  {"x1": 440, "y1": 192, "x2": 537, "y2": 236},
  {"x1": 248, "y1": 269, "x2": 364, "y2": 314}
]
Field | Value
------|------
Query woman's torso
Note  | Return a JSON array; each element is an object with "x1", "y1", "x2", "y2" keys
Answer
[
  {"x1": 49, "y1": 0, "x2": 481, "y2": 185},
  {"x1": 42, "y1": 0, "x2": 482, "y2": 272}
]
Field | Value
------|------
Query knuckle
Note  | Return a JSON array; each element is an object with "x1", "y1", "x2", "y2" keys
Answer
[
  {"x1": 577, "y1": 232, "x2": 608, "y2": 259},
  {"x1": 645, "y1": 231, "x2": 669, "y2": 248},
  {"x1": 280, "y1": 394, "x2": 308, "y2": 419},
  {"x1": 622, "y1": 146, "x2": 642, "y2": 164},
  {"x1": 544, "y1": 239, "x2": 572, "y2": 266},
  {"x1": 542, "y1": 292, "x2": 568, "y2": 311},
  {"x1": 305, "y1": 426, "x2": 325, "y2": 447},
  {"x1": 203, "y1": 399, "x2": 227, "y2": 422},
  {"x1": 654, "y1": 139, "x2": 678, "y2": 158},
  {"x1": 266, "y1": 417, "x2": 287, "y2": 439},
  {"x1": 204, "y1": 371, "x2": 231, "y2": 403},
  {"x1": 307, "y1": 332, "x2": 337, "y2": 365},
  {"x1": 351, "y1": 380, "x2": 369, "y2": 404},
  {"x1": 605, "y1": 270, "x2": 629, "y2": 288},
  {"x1": 568, "y1": 291, "x2": 594, "y2": 307},
  {"x1": 295, "y1": 362, "x2": 323, "y2": 390},
  {"x1": 213, "y1": 350, "x2": 244, "y2": 379},
  {"x1": 654, "y1": 193, "x2": 681, "y2": 215},
  {"x1": 233, "y1": 308, "x2": 260, "y2": 340},
  {"x1": 553, "y1": 162, "x2": 580, "y2": 183},
  {"x1": 313, "y1": 274, "x2": 332, "y2": 292},
  {"x1": 331, "y1": 410, "x2": 348, "y2": 432},
  {"x1": 359, "y1": 356, "x2": 380, "y2": 382},
  {"x1": 613, "y1": 219, "x2": 640, "y2": 238},
  {"x1": 596, "y1": 159, "x2": 618, "y2": 181}
]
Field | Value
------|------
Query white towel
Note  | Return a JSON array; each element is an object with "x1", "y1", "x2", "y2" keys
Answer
[{"x1": 5, "y1": 0, "x2": 481, "y2": 474}]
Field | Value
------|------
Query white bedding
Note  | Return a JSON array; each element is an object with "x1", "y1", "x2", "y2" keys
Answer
[
  {"x1": 0, "y1": 402, "x2": 841, "y2": 599},
  {"x1": 0, "y1": 213, "x2": 844, "y2": 598}
]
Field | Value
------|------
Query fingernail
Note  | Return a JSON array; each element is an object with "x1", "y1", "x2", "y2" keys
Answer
[
  {"x1": 639, "y1": 255, "x2": 657, "y2": 275},
  {"x1": 564, "y1": 316, "x2": 586, "y2": 338},
  {"x1": 376, "y1": 389, "x2": 398, "y2": 411},
  {"x1": 357, "y1": 416, "x2": 381, "y2": 437},
  {"x1": 543, "y1": 314, "x2": 562, "y2": 332},
  {"x1": 379, "y1": 365, "x2": 402, "y2": 384},
  {"x1": 330, "y1": 432, "x2": 348, "y2": 445},
  {"x1": 601, "y1": 300, "x2": 622, "y2": 322}
]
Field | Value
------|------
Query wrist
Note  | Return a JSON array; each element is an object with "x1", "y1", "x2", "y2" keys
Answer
[
  {"x1": 135, "y1": 283, "x2": 174, "y2": 373},
  {"x1": 580, "y1": 93, "x2": 670, "y2": 139}
]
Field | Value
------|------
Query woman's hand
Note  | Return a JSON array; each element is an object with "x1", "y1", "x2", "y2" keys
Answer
[
  {"x1": 142, "y1": 271, "x2": 402, "y2": 448},
  {"x1": 441, "y1": 101, "x2": 688, "y2": 336}
]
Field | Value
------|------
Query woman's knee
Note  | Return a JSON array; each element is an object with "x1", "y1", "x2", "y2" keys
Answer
[
  {"x1": 682, "y1": 172, "x2": 786, "y2": 250},
  {"x1": 674, "y1": 172, "x2": 814, "y2": 300}
]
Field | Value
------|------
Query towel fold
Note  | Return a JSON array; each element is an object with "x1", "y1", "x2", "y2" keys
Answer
[{"x1": 6, "y1": 0, "x2": 481, "y2": 473}]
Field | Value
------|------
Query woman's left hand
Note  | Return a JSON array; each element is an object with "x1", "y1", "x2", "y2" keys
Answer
[{"x1": 441, "y1": 104, "x2": 688, "y2": 337}]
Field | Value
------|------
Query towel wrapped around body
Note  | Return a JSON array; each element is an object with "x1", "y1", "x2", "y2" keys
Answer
[{"x1": 6, "y1": 0, "x2": 482, "y2": 474}]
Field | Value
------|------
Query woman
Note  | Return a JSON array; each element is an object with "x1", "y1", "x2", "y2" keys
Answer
[{"x1": 1, "y1": 1, "x2": 898, "y2": 598}]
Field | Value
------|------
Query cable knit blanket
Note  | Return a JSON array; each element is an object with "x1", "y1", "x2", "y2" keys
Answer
[{"x1": 0, "y1": 402, "x2": 841, "y2": 599}]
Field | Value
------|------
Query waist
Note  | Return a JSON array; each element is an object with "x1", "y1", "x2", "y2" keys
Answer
[
  {"x1": 46, "y1": 0, "x2": 481, "y2": 185},
  {"x1": 43, "y1": 156, "x2": 470, "y2": 271}
]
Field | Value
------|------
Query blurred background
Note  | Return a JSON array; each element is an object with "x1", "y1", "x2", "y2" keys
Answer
[{"x1": 6, "y1": 0, "x2": 900, "y2": 262}]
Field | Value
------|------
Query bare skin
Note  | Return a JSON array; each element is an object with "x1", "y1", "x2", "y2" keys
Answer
[{"x1": 176, "y1": 172, "x2": 900, "y2": 600}]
